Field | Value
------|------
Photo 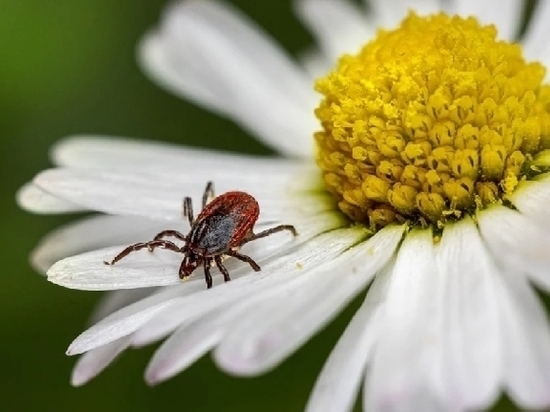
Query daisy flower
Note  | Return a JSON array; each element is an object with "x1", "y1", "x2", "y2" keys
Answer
[{"x1": 17, "y1": 0, "x2": 550, "y2": 410}]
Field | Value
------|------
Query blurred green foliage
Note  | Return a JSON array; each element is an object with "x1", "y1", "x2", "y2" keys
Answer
[
  {"x1": 0, "y1": 1, "x2": 532, "y2": 411},
  {"x1": 0, "y1": 1, "x2": 353, "y2": 411}
]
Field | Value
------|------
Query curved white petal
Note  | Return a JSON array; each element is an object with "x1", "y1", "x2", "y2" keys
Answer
[
  {"x1": 31, "y1": 215, "x2": 173, "y2": 274},
  {"x1": 66, "y1": 227, "x2": 363, "y2": 354},
  {"x1": 295, "y1": 0, "x2": 374, "y2": 61},
  {"x1": 48, "y1": 245, "x2": 187, "y2": 290},
  {"x1": 88, "y1": 288, "x2": 157, "y2": 325},
  {"x1": 131, "y1": 211, "x2": 347, "y2": 346},
  {"x1": 138, "y1": 1, "x2": 317, "y2": 157},
  {"x1": 145, "y1": 311, "x2": 221, "y2": 384},
  {"x1": 497, "y1": 269, "x2": 550, "y2": 409},
  {"x1": 16, "y1": 183, "x2": 86, "y2": 214},
  {"x1": 52, "y1": 136, "x2": 295, "y2": 173},
  {"x1": 214, "y1": 225, "x2": 404, "y2": 376},
  {"x1": 139, "y1": 30, "x2": 231, "y2": 114},
  {"x1": 365, "y1": 229, "x2": 447, "y2": 411},
  {"x1": 305, "y1": 261, "x2": 394, "y2": 412},
  {"x1": 478, "y1": 206, "x2": 550, "y2": 292},
  {"x1": 508, "y1": 178, "x2": 550, "y2": 228},
  {"x1": 433, "y1": 219, "x2": 501, "y2": 410},
  {"x1": 72, "y1": 287, "x2": 158, "y2": 385},
  {"x1": 449, "y1": 0, "x2": 523, "y2": 41},
  {"x1": 144, "y1": 230, "x2": 368, "y2": 383},
  {"x1": 67, "y1": 284, "x2": 199, "y2": 355},
  {"x1": 33, "y1": 166, "x2": 324, "y2": 222},
  {"x1": 367, "y1": 0, "x2": 443, "y2": 28},
  {"x1": 71, "y1": 337, "x2": 132, "y2": 386},
  {"x1": 144, "y1": 226, "x2": 369, "y2": 382},
  {"x1": 521, "y1": 0, "x2": 550, "y2": 62},
  {"x1": 47, "y1": 210, "x2": 343, "y2": 291}
]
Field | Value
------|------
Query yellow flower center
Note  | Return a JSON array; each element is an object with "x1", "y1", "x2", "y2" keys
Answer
[{"x1": 315, "y1": 13, "x2": 550, "y2": 229}]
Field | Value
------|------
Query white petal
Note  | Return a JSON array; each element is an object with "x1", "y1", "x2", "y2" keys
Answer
[
  {"x1": 144, "y1": 227, "x2": 367, "y2": 382},
  {"x1": 449, "y1": 0, "x2": 523, "y2": 41},
  {"x1": 16, "y1": 183, "x2": 85, "y2": 214},
  {"x1": 145, "y1": 311, "x2": 222, "y2": 384},
  {"x1": 47, "y1": 246, "x2": 185, "y2": 290},
  {"x1": 52, "y1": 136, "x2": 294, "y2": 172},
  {"x1": 143, "y1": 227, "x2": 367, "y2": 382},
  {"x1": 521, "y1": 0, "x2": 550, "y2": 62},
  {"x1": 67, "y1": 225, "x2": 359, "y2": 355},
  {"x1": 33, "y1": 165, "x2": 324, "y2": 222},
  {"x1": 496, "y1": 269, "x2": 550, "y2": 409},
  {"x1": 53, "y1": 137, "x2": 321, "y2": 213},
  {"x1": 88, "y1": 288, "x2": 157, "y2": 325},
  {"x1": 478, "y1": 205, "x2": 550, "y2": 292},
  {"x1": 367, "y1": 0, "x2": 442, "y2": 28},
  {"x1": 365, "y1": 229, "x2": 447, "y2": 411},
  {"x1": 295, "y1": 0, "x2": 374, "y2": 61},
  {"x1": 214, "y1": 225, "x2": 404, "y2": 376},
  {"x1": 71, "y1": 286, "x2": 158, "y2": 385},
  {"x1": 138, "y1": 1, "x2": 317, "y2": 157},
  {"x1": 507, "y1": 178, "x2": 550, "y2": 228},
  {"x1": 433, "y1": 219, "x2": 501, "y2": 410},
  {"x1": 47, "y1": 211, "x2": 343, "y2": 291},
  {"x1": 131, "y1": 211, "x2": 347, "y2": 346},
  {"x1": 67, "y1": 284, "x2": 199, "y2": 355},
  {"x1": 31, "y1": 215, "x2": 173, "y2": 274},
  {"x1": 138, "y1": 29, "x2": 231, "y2": 114},
  {"x1": 71, "y1": 337, "x2": 132, "y2": 386},
  {"x1": 306, "y1": 261, "x2": 394, "y2": 412}
]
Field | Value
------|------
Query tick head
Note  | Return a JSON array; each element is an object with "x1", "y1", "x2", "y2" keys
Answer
[{"x1": 179, "y1": 251, "x2": 202, "y2": 279}]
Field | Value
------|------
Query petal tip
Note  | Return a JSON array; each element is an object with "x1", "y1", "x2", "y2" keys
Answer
[
  {"x1": 214, "y1": 348, "x2": 265, "y2": 377},
  {"x1": 66, "y1": 345, "x2": 81, "y2": 357},
  {"x1": 70, "y1": 371, "x2": 89, "y2": 387},
  {"x1": 144, "y1": 365, "x2": 166, "y2": 386},
  {"x1": 46, "y1": 260, "x2": 73, "y2": 287}
]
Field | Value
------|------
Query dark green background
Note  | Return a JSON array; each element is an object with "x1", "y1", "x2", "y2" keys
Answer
[
  {"x1": 0, "y1": 1, "x2": 528, "y2": 411},
  {"x1": 1, "y1": 1, "x2": 350, "y2": 411}
]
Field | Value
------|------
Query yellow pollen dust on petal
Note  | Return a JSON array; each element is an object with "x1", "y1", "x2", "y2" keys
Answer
[{"x1": 315, "y1": 12, "x2": 550, "y2": 229}]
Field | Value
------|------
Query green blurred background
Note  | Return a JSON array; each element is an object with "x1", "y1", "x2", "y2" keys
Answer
[
  {"x1": 1, "y1": 1, "x2": 355, "y2": 411},
  {"x1": 0, "y1": 0, "x2": 531, "y2": 411}
]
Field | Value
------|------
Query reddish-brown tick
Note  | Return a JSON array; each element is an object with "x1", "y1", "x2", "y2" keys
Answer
[{"x1": 104, "y1": 181, "x2": 297, "y2": 288}]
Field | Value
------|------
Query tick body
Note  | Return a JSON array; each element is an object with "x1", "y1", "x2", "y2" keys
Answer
[{"x1": 104, "y1": 181, "x2": 297, "y2": 288}]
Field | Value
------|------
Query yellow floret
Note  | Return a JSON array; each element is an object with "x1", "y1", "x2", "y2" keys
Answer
[{"x1": 315, "y1": 13, "x2": 550, "y2": 228}]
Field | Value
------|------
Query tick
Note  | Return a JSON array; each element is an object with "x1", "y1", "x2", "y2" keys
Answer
[{"x1": 104, "y1": 181, "x2": 297, "y2": 288}]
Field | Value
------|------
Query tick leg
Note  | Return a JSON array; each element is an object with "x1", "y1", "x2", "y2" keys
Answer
[
  {"x1": 202, "y1": 181, "x2": 215, "y2": 208},
  {"x1": 146, "y1": 240, "x2": 183, "y2": 253},
  {"x1": 183, "y1": 197, "x2": 194, "y2": 226},
  {"x1": 203, "y1": 263, "x2": 213, "y2": 289},
  {"x1": 152, "y1": 230, "x2": 187, "y2": 243},
  {"x1": 244, "y1": 224, "x2": 298, "y2": 245},
  {"x1": 178, "y1": 258, "x2": 187, "y2": 280},
  {"x1": 215, "y1": 255, "x2": 231, "y2": 282},
  {"x1": 104, "y1": 240, "x2": 182, "y2": 266},
  {"x1": 226, "y1": 250, "x2": 261, "y2": 272}
]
